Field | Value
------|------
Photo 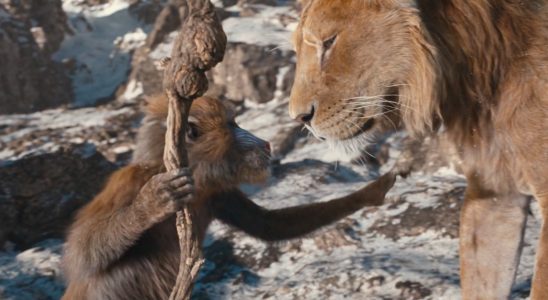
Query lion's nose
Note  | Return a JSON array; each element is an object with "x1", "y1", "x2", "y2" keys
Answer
[{"x1": 293, "y1": 105, "x2": 315, "y2": 125}]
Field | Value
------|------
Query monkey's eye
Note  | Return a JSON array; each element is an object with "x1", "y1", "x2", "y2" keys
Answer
[
  {"x1": 187, "y1": 122, "x2": 200, "y2": 141},
  {"x1": 323, "y1": 35, "x2": 337, "y2": 50}
]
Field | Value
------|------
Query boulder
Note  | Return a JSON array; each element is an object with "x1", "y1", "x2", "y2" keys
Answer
[
  {"x1": 208, "y1": 42, "x2": 294, "y2": 103},
  {"x1": 237, "y1": 0, "x2": 277, "y2": 6},
  {"x1": 125, "y1": 41, "x2": 294, "y2": 104},
  {"x1": 84, "y1": 0, "x2": 110, "y2": 5},
  {"x1": 0, "y1": 146, "x2": 117, "y2": 249},
  {"x1": 0, "y1": 1, "x2": 72, "y2": 114},
  {"x1": 221, "y1": 0, "x2": 238, "y2": 7},
  {"x1": 128, "y1": 0, "x2": 166, "y2": 24},
  {"x1": 1, "y1": 0, "x2": 68, "y2": 54}
]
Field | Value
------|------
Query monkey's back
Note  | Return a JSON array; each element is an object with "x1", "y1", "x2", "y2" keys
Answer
[{"x1": 63, "y1": 215, "x2": 180, "y2": 300}]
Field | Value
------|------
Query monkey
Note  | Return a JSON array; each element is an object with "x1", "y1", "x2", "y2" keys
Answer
[{"x1": 61, "y1": 95, "x2": 397, "y2": 300}]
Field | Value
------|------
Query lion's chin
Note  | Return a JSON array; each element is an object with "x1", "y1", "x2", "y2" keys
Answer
[
  {"x1": 308, "y1": 117, "x2": 380, "y2": 157},
  {"x1": 326, "y1": 129, "x2": 376, "y2": 157}
]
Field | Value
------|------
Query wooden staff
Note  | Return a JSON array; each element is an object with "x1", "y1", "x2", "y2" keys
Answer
[{"x1": 161, "y1": 1, "x2": 226, "y2": 299}]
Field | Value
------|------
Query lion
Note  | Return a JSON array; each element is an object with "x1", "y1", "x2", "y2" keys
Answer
[{"x1": 288, "y1": 0, "x2": 548, "y2": 299}]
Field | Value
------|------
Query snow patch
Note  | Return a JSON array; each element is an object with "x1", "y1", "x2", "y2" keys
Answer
[
  {"x1": 0, "y1": 106, "x2": 131, "y2": 160},
  {"x1": 120, "y1": 79, "x2": 144, "y2": 101},
  {"x1": 223, "y1": 5, "x2": 297, "y2": 49},
  {"x1": 54, "y1": 0, "x2": 148, "y2": 106}
]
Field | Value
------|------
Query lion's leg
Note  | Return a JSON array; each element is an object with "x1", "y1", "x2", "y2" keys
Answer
[
  {"x1": 531, "y1": 193, "x2": 548, "y2": 299},
  {"x1": 459, "y1": 185, "x2": 530, "y2": 300}
]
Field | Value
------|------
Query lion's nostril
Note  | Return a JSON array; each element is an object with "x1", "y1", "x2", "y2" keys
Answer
[{"x1": 295, "y1": 105, "x2": 315, "y2": 125}]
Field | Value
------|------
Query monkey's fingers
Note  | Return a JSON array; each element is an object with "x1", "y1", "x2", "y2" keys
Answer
[
  {"x1": 172, "y1": 184, "x2": 195, "y2": 204},
  {"x1": 171, "y1": 189, "x2": 195, "y2": 207},
  {"x1": 355, "y1": 172, "x2": 397, "y2": 206},
  {"x1": 367, "y1": 171, "x2": 397, "y2": 193},
  {"x1": 170, "y1": 176, "x2": 193, "y2": 189},
  {"x1": 173, "y1": 183, "x2": 194, "y2": 195}
]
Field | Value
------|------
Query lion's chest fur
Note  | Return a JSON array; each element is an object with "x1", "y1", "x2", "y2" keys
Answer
[{"x1": 442, "y1": 67, "x2": 547, "y2": 196}]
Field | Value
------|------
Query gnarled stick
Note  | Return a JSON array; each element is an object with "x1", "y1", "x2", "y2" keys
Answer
[{"x1": 161, "y1": 1, "x2": 226, "y2": 299}]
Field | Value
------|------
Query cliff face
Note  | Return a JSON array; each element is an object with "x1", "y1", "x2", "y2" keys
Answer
[{"x1": 0, "y1": 0, "x2": 72, "y2": 114}]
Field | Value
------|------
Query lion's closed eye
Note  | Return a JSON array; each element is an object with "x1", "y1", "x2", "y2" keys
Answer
[
  {"x1": 321, "y1": 35, "x2": 337, "y2": 67},
  {"x1": 323, "y1": 35, "x2": 337, "y2": 50}
]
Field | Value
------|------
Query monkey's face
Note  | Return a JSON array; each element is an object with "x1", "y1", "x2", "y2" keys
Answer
[{"x1": 187, "y1": 97, "x2": 271, "y2": 189}]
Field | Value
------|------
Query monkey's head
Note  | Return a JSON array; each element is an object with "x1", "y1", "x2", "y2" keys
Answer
[
  {"x1": 134, "y1": 96, "x2": 271, "y2": 190},
  {"x1": 186, "y1": 97, "x2": 271, "y2": 189}
]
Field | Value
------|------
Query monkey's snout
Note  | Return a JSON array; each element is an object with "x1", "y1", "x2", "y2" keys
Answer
[{"x1": 265, "y1": 142, "x2": 271, "y2": 154}]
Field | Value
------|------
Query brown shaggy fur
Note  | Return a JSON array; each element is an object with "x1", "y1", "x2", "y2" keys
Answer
[
  {"x1": 289, "y1": 0, "x2": 547, "y2": 298},
  {"x1": 62, "y1": 96, "x2": 397, "y2": 299}
]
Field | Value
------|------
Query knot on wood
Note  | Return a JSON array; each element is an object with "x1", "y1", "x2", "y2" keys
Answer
[
  {"x1": 156, "y1": 57, "x2": 172, "y2": 70},
  {"x1": 163, "y1": 0, "x2": 227, "y2": 100},
  {"x1": 164, "y1": 67, "x2": 209, "y2": 99}
]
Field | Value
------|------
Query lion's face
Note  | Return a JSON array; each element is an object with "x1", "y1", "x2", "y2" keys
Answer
[{"x1": 289, "y1": 0, "x2": 438, "y2": 154}]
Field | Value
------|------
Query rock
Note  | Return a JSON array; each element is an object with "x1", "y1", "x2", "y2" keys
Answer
[
  {"x1": 121, "y1": 0, "x2": 289, "y2": 104},
  {"x1": 0, "y1": 145, "x2": 117, "y2": 248},
  {"x1": 124, "y1": 1, "x2": 223, "y2": 100},
  {"x1": 367, "y1": 185, "x2": 464, "y2": 240},
  {"x1": 215, "y1": 6, "x2": 232, "y2": 20},
  {"x1": 221, "y1": 0, "x2": 238, "y2": 7},
  {"x1": 143, "y1": 3, "x2": 180, "y2": 49},
  {"x1": 235, "y1": 98, "x2": 305, "y2": 158},
  {"x1": 125, "y1": 41, "x2": 294, "y2": 104},
  {"x1": 396, "y1": 281, "x2": 433, "y2": 299},
  {"x1": 128, "y1": 0, "x2": 166, "y2": 24},
  {"x1": 1, "y1": 0, "x2": 68, "y2": 54},
  {"x1": 125, "y1": 46, "x2": 165, "y2": 99},
  {"x1": 84, "y1": 0, "x2": 110, "y2": 5},
  {"x1": 0, "y1": 1, "x2": 72, "y2": 114},
  {"x1": 394, "y1": 135, "x2": 461, "y2": 175},
  {"x1": 0, "y1": 101, "x2": 142, "y2": 165},
  {"x1": 209, "y1": 42, "x2": 294, "y2": 103},
  {"x1": 367, "y1": 275, "x2": 386, "y2": 288},
  {"x1": 239, "y1": 5, "x2": 260, "y2": 16},
  {"x1": 143, "y1": 0, "x2": 229, "y2": 51},
  {"x1": 236, "y1": 0, "x2": 284, "y2": 16},
  {"x1": 0, "y1": 239, "x2": 65, "y2": 300},
  {"x1": 238, "y1": 0, "x2": 277, "y2": 6}
]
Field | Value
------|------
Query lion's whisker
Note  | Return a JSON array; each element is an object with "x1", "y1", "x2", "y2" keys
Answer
[
  {"x1": 341, "y1": 117, "x2": 364, "y2": 136},
  {"x1": 356, "y1": 109, "x2": 399, "y2": 120},
  {"x1": 380, "y1": 112, "x2": 399, "y2": 130},
  {"x1": 346, "y1": 100, "x2": 418, "y2": 112},
  {"x1": 339, "y1": 107, "x2": 399, "y2": 131},
  {"x1": 383, "y1": 83, "x2": 409, "y2": 88},
  {"x1": 342, "y1": 94, "x2": 400, "y2": 101}
]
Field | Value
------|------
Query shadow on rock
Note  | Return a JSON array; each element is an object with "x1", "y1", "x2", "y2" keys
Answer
[
  {"x1": 194, "y1": 237, "x2": 262, "y2": 299},
  {"x1": 0, "y1": 145, "x2": 117, "y2": 249}
]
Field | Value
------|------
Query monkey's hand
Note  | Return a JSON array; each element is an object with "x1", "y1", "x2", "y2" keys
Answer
[
  {"x1": 347, "y1": 171, "x2": 397, "y2": 208},
  {"x1": 135, "y1": 168, "x2": 195, "y2": 222}
]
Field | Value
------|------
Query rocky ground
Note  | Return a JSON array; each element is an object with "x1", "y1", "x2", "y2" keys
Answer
[{"x1": 0, "y1": 0, "x2": 541, "y2": 299}]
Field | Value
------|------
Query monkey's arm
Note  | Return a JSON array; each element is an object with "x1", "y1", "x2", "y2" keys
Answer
[
  {"x1": 63, "y1": 166, "x2": 192, "y2": 279},
  {"x1": 212, "y1": 172, "x2": 396, "y2": 241}
]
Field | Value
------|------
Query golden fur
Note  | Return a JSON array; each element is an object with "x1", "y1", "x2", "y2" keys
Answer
[{"x1": 289, "y1": 0, "x2": 547, "y2": 298}]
